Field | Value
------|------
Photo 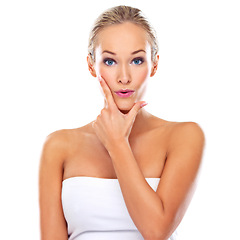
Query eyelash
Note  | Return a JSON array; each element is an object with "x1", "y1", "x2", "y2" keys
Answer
[
  {"x1": 103, "y1": 57, "x2": 144, "y2": 66},
  {"x1": 132, "y1": 57, "x2": 144, "y2": 65},
  {"x1": 103, "y1": 58, "x2": 116, "y2": 66}
]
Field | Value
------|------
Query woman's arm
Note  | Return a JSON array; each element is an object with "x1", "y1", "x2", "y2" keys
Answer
[
  {"x1": 107, "y1": 122, "x2": 205, "y2": 240},
  {"x1": 39, "y1": 131, "x2": 68, "y2": 240},
  {"x1": 92, "y1": 76, "x2": 205, "y2": 240}
]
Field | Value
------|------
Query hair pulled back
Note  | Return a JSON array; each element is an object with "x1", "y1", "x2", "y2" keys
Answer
[{"x1": 88, "y1": 5, "x2": 159, "y2": 62}]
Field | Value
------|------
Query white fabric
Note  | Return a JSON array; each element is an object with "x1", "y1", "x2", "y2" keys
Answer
[{"x1": 61, "y1": 176, "x2": 177, "y2": 240}]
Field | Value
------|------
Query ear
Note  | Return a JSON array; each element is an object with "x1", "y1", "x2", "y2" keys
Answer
[
  {"x1": 150, "y1": 54, "x2": 159, "y2": 77},
  {"x1": 87, "y1": 54, "x2": 97, "y2": 77}
]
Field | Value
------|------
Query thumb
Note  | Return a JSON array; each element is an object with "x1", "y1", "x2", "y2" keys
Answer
[{"x1": 127, "y1": 101, "x2": 148, "y2": 123}]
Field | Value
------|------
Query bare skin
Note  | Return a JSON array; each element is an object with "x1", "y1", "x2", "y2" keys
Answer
[
  {"x1": 62, "y1": 111, "x2": 174, "y2": 181},
  {"x1": 39, "y1": 22, "x2": 205, "y2": 240}
]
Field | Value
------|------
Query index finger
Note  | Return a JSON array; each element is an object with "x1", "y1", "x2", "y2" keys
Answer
[{"x1": 98, "y1": 76, "x2": 117, "y2": 109}]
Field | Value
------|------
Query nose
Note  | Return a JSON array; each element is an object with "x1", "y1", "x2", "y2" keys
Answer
[{"x1": 117, "y1": 63, "x2": 131, "y2": 84}]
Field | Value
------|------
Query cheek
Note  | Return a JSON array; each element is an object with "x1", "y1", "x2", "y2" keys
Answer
[
  {"x1": 98, "y1": 68, "x2": 115, "y2": 81},
  {"x1": 96, "y1": 65, "x2": 117, "y2": 89},
  {"x1": 134, "y1": 67, "x2": 151, "y2": 84}
]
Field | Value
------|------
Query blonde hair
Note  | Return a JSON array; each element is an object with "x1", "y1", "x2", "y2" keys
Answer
[{"x1": 88, "y1": 5, "x2": 159, "y2": 62}]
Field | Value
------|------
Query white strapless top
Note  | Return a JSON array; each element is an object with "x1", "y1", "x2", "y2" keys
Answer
[{"x1": 61, "y1": 177, "x2": 178, "y2": 240}]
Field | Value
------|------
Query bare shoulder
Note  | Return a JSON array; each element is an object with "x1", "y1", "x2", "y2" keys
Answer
[
  {"x1": 42, "y1": 124, "x2": 94, "y2": 157},
  {"x1": 152, "y1": 116, "x2": 204, "y2": 141},
  {"x1": 163, "y1": 121, "x2": 205, "y2": 168},
  {"x1": 154, "y1": 116, "x2": 204, "y2": 134},
  {"x1": 41, "y1": 128, "x2": 79, "y2": 161},
  {"x1": 45, "y1": 129, "x2": 70, "y2": 145},
  {"x1": 168, "y1": 121, "x2": 205, "y2": 147},
  {"x1": 42, "y1": 129, "x2": 71, "y2": 155},
  {"x1": 39, "y1": 126, "x2": 91, "y2": 186},
  {"x1": 150, "y1": 116, "x2": 205, "y2": 155},
  {"x1": 45, "y1": 124, "x2": 91, "y2": 145}
]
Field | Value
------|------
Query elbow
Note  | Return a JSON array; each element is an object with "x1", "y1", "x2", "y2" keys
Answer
[
  {"x1": 143, "y1": 226, "x2": 168, "y2": 240},
  {"x1": 143, "y1": 216, "x2": 176, "y2": 240},
  {"x1": 144, "y1": 233, "x2": 166, "y2": 240}
]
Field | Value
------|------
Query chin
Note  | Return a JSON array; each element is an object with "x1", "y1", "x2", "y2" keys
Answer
[
  {"x1": 114, "y1": 98, "x2": 138, "y2": 114},
  {"x1": 116, "y1": 103, "x2": 133, "y2": 114}
]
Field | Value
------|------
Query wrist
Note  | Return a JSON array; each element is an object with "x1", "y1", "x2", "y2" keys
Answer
[{"x1": 107, "y1": 138, "x2": 130, "y2": 157}]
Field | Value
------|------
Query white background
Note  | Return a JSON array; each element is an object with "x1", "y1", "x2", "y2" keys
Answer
[{"x1": 0, "y1": 0, "x2": 239, "y2": 239}]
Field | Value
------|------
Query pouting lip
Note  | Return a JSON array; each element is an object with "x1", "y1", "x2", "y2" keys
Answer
[{"x1": 115, "y1": 89, "x2": 135, "y2": 93}]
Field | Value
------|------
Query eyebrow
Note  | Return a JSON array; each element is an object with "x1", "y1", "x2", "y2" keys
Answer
[
  {"x1": 131, "y1": 49, "x2": 146, "y2": 54},
  {"x1": 101, "y1": 49, "x2": 146, "y2": 55},
  {"x1": 102, "y1": 50, "x2": 116, "y2": 55}
]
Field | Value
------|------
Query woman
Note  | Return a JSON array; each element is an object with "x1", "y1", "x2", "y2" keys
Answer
[{"x1": 39, "y1": 5, "x2": 205, "y2": 240}]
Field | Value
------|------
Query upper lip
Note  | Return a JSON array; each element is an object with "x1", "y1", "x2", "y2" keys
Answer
[{"x1": 115, "y1": 89, "x2": 135, "y2": 93}]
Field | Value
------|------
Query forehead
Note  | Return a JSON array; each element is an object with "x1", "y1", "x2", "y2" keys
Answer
[{"x1": 96, "y1": 22, "x2": 150, "y2": 53}]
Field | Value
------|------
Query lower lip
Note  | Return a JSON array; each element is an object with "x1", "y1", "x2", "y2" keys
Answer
[{"x1": 115, "y1": 91, "x2": 135, "y2": 98}]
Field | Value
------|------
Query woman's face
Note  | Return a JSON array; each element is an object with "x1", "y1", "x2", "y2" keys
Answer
[{"x1": 89, "y1": 22, "x2": 158, "y2": 114}]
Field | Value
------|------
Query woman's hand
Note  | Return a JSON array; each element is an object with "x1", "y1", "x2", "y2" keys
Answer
[{"x1": 92, "y1": 76, "x2": 147, "y2": 151}]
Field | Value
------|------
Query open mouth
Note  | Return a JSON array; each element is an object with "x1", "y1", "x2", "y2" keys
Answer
[{"x1": 115, "y1": 91, "x2": 135, "y2": 98}]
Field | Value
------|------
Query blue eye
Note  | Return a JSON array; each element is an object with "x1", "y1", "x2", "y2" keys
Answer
[
  {"x1": 132, "y1": 58, "x2": 144, "y2": 65},
  {"x1": 104, "y1": 58, "x2": 116, "y2": 66}
]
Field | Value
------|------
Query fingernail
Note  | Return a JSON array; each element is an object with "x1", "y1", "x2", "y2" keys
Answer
[{"x1": 140, "y1": 102, "x2": 148, "y2": 108}]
